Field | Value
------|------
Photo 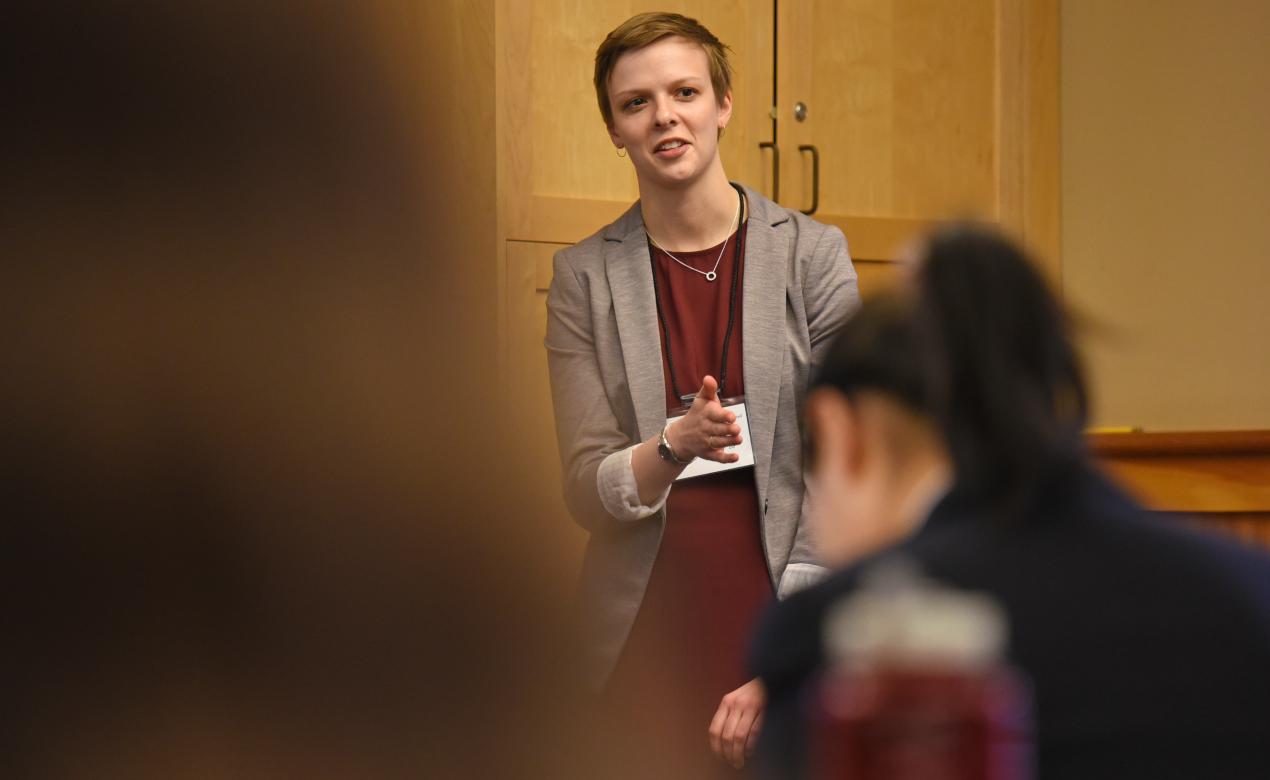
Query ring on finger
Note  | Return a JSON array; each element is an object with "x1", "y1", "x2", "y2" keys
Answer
[{"x1": 708, "y1": 435, "x2": 716, "y2": 449}]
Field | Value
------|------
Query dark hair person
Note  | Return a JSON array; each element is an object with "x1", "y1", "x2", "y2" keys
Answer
[
  {"x1": 750, "y1": 226, "x2": 1270, "y2": 778},
  {"x1": 545, "y1": 11, "x2": 858, "y2": 774}
]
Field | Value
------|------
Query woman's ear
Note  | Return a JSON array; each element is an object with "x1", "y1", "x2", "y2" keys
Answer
[
  {"x1": 805, "y1": 388, "x2": 859, "y2": 481},
  {"x1": 717, "y1": 89, "x2": 733, "y2": 134}
]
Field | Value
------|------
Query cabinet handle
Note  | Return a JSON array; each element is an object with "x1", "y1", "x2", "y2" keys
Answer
[
  {"x1": 798, "y1": 144, "x2": 820, "y2": 216},
  {"x1": 759, "y1": 141, "x2": 779, "y2": 203}
]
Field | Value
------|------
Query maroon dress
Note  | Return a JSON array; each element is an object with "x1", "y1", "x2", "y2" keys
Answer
[{"x1": 603, "y1": 213, "x2": 775, "y2": 776}]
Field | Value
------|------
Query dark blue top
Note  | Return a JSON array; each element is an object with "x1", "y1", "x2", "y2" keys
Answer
[{"x1": 750, "y1": 463, "x2": 1270, "y2": 779}]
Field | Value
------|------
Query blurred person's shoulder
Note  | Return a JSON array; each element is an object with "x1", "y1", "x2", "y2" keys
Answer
[
  {"x1": 1111, "y1": 498, "x2": 1270, "y2": 608},
  {"x1": 1069, "y1": 464, "x2": 1270, "y2": 589},
  {"x1": 751, "y1": 563, "x2": 867, "y2": 691}
]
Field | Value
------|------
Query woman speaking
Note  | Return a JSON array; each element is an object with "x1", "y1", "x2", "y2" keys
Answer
[{"x1": 545, "y1": 12, "x2": 858, "y2": 774}]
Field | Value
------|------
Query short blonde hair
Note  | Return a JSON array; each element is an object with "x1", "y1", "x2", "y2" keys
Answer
[{"x1": 593, "y1": 12, "x2": 733, "y2": 127}]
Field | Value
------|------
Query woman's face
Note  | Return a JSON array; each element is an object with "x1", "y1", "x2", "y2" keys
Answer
[
  {"x1": 804, "y1": 390, "x2": 902, "y2": 568},
  {"x1": 606, "y1": 36, "x2": 732, "y2": 191}
]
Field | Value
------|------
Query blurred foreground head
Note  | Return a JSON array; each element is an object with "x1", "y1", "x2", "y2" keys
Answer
[
  {"x1": 806, "y1": 226, "x2": 1087, "y2": 564},
  {"x1": 2, "y1": 3, "x2": 584, "y2": 777}
]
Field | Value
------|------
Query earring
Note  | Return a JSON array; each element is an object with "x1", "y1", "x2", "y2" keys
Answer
[{"x1": 616, "y1": 147, "x2": 627, "y2": 158}]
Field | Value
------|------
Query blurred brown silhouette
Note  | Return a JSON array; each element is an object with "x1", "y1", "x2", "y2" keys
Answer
[{"x1": 2, "y1": 3, "x2": 599, "y2": 777}]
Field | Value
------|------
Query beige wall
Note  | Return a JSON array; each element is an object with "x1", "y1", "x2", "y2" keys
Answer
[{"x1": 1061, "y1": 0, "x2": 1270, "y2": 430}]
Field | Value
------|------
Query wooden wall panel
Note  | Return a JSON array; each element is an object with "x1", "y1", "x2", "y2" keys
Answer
[{"x1": 1063, "y1": 0, "x2": 1270, "y2": 430}]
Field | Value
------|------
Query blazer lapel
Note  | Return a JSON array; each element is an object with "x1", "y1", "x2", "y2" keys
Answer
[
  {"x1": 604, "y1": 203, "x2": 667, "y2": 442},
  {"x1": 740, "y1": 186, "x2": 791, "y2": 503}
]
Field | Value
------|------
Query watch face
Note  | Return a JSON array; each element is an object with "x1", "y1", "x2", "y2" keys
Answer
[
  {"x1": 658, "y1": 424, "x2": 690, "y2": 464},
  {"x1": 657, "y1": 429, "x2": 679, "y2": 463},
  {"x1": 658, "y1": 430, "x2": 690, "y2": 465}
]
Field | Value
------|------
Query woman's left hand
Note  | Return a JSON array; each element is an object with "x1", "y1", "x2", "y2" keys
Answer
[{"x1": 708, "y1": 676, "x2": 766, "y2": 769}]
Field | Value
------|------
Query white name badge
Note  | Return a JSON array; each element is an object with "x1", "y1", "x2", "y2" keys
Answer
[{"x1": 671, "y1": 400, "x2": 755, "y2": 481}]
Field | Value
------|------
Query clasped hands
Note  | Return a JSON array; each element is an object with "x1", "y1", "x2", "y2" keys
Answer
[{"x1": 665, "y1": 375, "x2": 743, "y2": 463}]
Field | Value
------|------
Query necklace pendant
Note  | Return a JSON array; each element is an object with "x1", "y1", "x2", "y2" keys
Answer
[{"x1": 705, "y1": 271, "x2": 717, "y2": 281}]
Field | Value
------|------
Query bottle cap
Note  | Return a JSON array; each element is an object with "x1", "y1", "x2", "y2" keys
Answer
[{"x1": 824, "y1": 557, "x2": 1007, "y2": 670}]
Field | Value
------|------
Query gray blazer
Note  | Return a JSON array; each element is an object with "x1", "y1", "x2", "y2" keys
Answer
[{"x1": 545, "y1": 185, "x2": 859, "y2": 688}]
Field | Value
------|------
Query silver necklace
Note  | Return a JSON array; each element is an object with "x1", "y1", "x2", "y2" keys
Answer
[{"x1": 647, "y1": 194, "x2": 741, "y2": 282}]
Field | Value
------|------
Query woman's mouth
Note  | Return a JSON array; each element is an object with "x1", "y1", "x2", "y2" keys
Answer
[{"x1": 654, "y1": 139, "x2": 690, "y2": 159}]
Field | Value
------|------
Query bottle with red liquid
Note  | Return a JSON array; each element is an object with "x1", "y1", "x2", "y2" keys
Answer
[{"x1": 810, "y1": 559, "x2": 1033, "y2": 780}]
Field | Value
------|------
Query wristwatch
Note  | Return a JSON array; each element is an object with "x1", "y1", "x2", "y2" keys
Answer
[{"x1": 658, "y1": 423, "x2": 693, "y2": 465}]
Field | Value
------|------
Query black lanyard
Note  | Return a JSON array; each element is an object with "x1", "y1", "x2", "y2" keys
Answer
[{"x1": 648, "y1": 190, "x2": 745, "y2": 405}]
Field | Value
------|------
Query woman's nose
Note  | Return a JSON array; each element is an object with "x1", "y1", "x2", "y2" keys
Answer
[{"x1": 653, "y1": 99, "x2": 677, "y2": 127}]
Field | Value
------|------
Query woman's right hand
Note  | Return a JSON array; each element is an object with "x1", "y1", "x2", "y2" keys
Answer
[{"x1": 666, "y1": 375, "x2": 743, "y2": 463}]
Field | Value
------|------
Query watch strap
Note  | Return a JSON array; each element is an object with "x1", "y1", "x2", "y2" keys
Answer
[{"x1": 658, "y1": 424, "x2": 692, "y2": 465}]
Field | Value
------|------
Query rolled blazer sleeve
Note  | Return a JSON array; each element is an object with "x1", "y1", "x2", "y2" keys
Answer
[
  {"x1": 597, "y1": 445, "x2": 671, "y2": 521},
  {"x1": 544, "y1": 247, "x2": 645, "y2": 534},
  {"x1": 783, "y1": 224, "x2": 859, "y2": 595}
]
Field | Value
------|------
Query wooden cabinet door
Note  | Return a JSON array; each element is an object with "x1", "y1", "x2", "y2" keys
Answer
[
  {"x1": 776, "y1": 0, "x2": 1058, "y2": 272},
  {"x1": 499, "y1": 0, "x2": 775, "y2": 244}
]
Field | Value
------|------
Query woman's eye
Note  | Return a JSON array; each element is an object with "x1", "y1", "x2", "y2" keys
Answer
[
  {"x1": 626, "y1": 97, "x2": 646, "y2": 109},
  {"x1": 677, "y1": 87, "x2": 697, "y2": 98}
]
